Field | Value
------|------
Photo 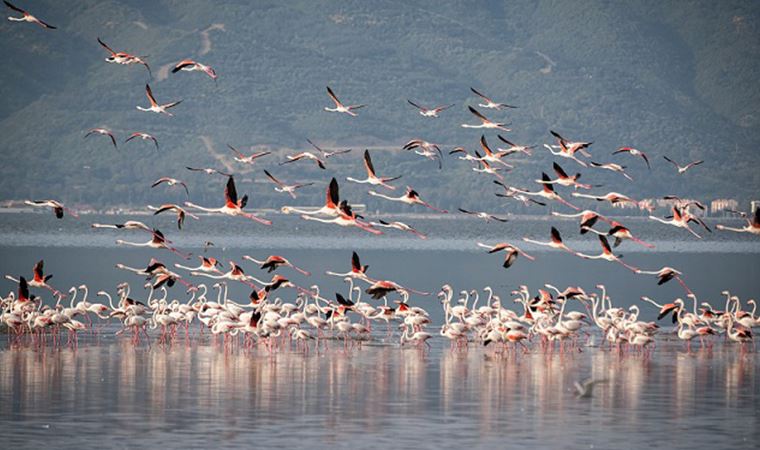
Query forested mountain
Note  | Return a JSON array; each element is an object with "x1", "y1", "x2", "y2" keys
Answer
[{"x1": 0, "y1": 0, "x2": 758, "y2": 213}]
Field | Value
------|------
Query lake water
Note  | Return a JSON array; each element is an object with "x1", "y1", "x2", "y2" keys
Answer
[{"x1": 0, "y1": 213, "x2": 759, "y2": 448}]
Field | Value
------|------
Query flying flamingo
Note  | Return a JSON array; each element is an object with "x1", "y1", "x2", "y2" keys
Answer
[
  {"x1": 4, "y1": 260, "x2": 60, "y2": 295},
  {"x1": 280, "y1": 150, "x2": 326, "y2": 169},
  {"x1": 175, "y1": 256, "x2": 222, "y2": 274},
  {"x1": 171, "y1": 59, "x2": 217, "y2": 80},
  {"x1": 589, "y1": 161, "x2": 633, "y2": 181},
  {"x1": 185, "y1": 166, "x2": 231, "y2": 177},
  {"x1": 4, "y1": 1, "x2": 55, "y2": 28},
  {"x1": 458, "y1": 208, "x2": 508, "y2": 222},
  {"x1": 496, "y1": 135, "x2": 534, "y2": 156},
  {"x1": 369, "y1": 186, "x2": 448, "y2": 213},
  {"x1": 301, "y1": 200, "x2": 382, "y2": 235},
  {"x1": 24, "y1": 199, "x2": 77, "y2": 219},
  {"x1": 407, "y1": 99, "x2": 455, "y2": 117},
  {"x1": 116, "y1": 229, "x2": 190, "y2": 259},
  {"x1": 85, "y1": 128, "x2": 117, "y2": 149},
  {"x1": 365, "y1": 280, "x2": 429, "y2": 299},
  {"x1": 263, "y1": 170, "x2": 314, "y2": 199},
  {"x1": 476, "y1": 242, "x2": 535, "y2": 268},
  {"x1": 613, "y1": 147, "x2": 650, "y2": 169},
  {"x1": 97, "y1": 37, "x2": 151, "y2": 75},
  {"x1": 509, "y1": 174, "x2": 580, "y2": 210},
  {"x1": 469, "y1": 87, "x2": 517, "y2": 110},
  {"x1": 136, "y1": 84, "x2": 182, "y2": 116},
  {"x1": 91, "y1": 221, "x2": 151, "y2": 232},
  {"x1": 190, "y1": 261, "x2": 257, "y2": 287},
  {"x1": 347, "y1": 150, "x2": 401, "y2": 190},
  {"x1": 536, "y1": 162, "x2": 592, "y2": 189},
  {"x1": 636, "y1": 267, "x2": 693, "y2": 295},
  {"x1": 371, "y1": 219, "x2": 427, "y2": 239},
  {"x1": 228, "y1": 144, "x2": 271, "y2": 165},
  {"x1": 648, "y1": 206, "x2": 703, "y2": 238},
  {"x1": 306, "y1": 138, "x2": 351, "y2": 159},
  {"x1": 151, "y1": 177, "x2": 189, "y2": 197},
  {"x1": 325, "y1": 251, "x2": 373, "y2": 281},
  {"x1": 185, "y1": 176, "x2": 272, "y2": 225},
  {"x1": 575, "y1": 235, "x2": 639, "y2": 272},
  {"x1": 663, "y1": 156, "x2": 703, "y2": 174},
  {"x1": 324, "y1": 86, "x2": 365, "y2": 116},
  {"x1": 493, "y1": 180, "x2": 546, "y2": 207},
  {"x1": 449, "y1": 147, "x2": 483, "y2": 162},
  {"x1": 243, "y1": 254, "x2": 311, "y2": 276},
  {"x1": 472, "y1": 151, "x2": 506, "y2": 180},
  {"x1": 281, "y1": 177, "x2": 340, "y2": 216},
  {"x1": 476, "y1": 135, "x2": 514, "y2": 168},
  {"x1": 148, "y1": 204, "x2": 198, "y2": 230},
  {"x1": 606, "y1": 221, "x2": 655, "y2": 248},
  {"x1": 522, "y1": 227, "x2": 580, "y2": 256},
  {"x1": 550, "y1": 130, "x2": 593, "y2": 157},
  {"x1": 572, "y1": 191, "x2": 638, "y2": 207},
  {"x1": 716, "y1": 207, "x2": 760, "y2": 235},
  {"x1": 402, "y1": 139, "x2": 443, "y2": 168},
  {"x1": 461, "y1": 106, "x2": 511, "y2": 131},
  {"x1": 551, "y1": 210, "x2": 610, "y2": 234},
  {"x1": 125, "y1": 132, "x2": 158, "y2": 149}
]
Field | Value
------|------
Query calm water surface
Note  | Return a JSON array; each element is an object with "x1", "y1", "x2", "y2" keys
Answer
[{"x1": 1, "y1": 213, "x2": 759, "y2": 448}]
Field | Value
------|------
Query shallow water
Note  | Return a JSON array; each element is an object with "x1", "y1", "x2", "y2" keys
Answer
[{"x1": 1, "y1": 213, "x2": 759, "y2": 448}]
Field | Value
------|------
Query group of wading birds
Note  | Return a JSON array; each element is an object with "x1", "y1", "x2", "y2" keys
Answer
[{"x1": 2, "y1": 2, "x2": 758, "y2": 354}]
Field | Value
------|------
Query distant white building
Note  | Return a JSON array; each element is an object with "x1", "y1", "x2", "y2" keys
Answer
[{"x1": 711, "y1": 199, "x2": 739, "y2": 215}]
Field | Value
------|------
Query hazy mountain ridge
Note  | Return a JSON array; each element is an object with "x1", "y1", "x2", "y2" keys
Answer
[{"x1": 0, "y1": 0, "x2": 758, "y2": 211}]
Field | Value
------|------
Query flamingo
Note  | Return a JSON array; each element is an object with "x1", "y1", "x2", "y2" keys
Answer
[
  {"x1": 365, "y1": 280, "x2": 428, "y2": 299},
  {"x1": 648, "y1": 206, "x2": 703, "y2": 238},
  {"x1": 116, "y1": 229, "x2": 190, "y2": 259},
  {"x1": 509, "y1": 174, "x2": 580, "y2": 210},
  {"x1": 369, "y1": 186, "x2": 448, "y2": 213},
  {"x1": 4, "y1": 260, "x2": 59, "y2": 294},
  {"x1": 91, "y1": 221, "x2": 151, "y2": 232},
  {"x1": 125, "y1": 132, "x2": 158, "y2": 149},
  {"x1": 476, "y1": 135, "x2": 515, "y2": 168},
  {"x1": 185, "y1": 166, "x2": 231, "y2": 177},
  {"x1": 85, "y1": 128, "x2": 117, "y2": 149},
  {"x1": 243, "y1": 254, "x2": 311, "y2": 276},
  {"x1": 589, "y1": 161, "x2": 633, "y2": 181},
  {"x1": 716, "y1": 207, "x2": 760, "y2": 236},
  {"x1": 226, "y1": 144, "x2": 271, "y2": 165},
  {"x1": 280, "y1": 151, "x2": 326, "y2": 169},
  {"x1": 151, "y1": 177, "x2": 189, "y2": 197},
  {"x1": 461, "y1": 106, "x2": 511, "y2": 131},
  {"x1": 613, "y1": 147, "x2": 650, "y2": 169},
  {"x1": 493, "y1": 181, "x2": 547, "y2": 207},
  {"x1": 175, "y1": 256, "x2": 222, "y2": 274},
  {"x1": 136, "y1": 84, "x2": 182, "y2": 116},
  {"x1": 346, "y1": 150, "x2": 401, "y2": 190},
  {"x1": 458, "y1": 208, "x2": 508, "y2": 222},
  {"x1": 4, "y1": 1, "x2": 55, "y2": 28},
  {"x1": 536, "y1": 162, "x2": 592, "y2": 189},
  {"x1": 496, "y1": 135, "x2": 533, "y2": 156},
  {"x1": 402, "y1": 139, "x2": 443, "y2": 169},
  {"x1": 605, "y1": 221, "x2": 655, "y2": 249},
  {"x1": 171, "y1": 59, "x2": 217, "y2": 79},
  {"x1": 325, "y1": 251, "x2": 372, "y2": 281},
  {"x1": 149, "y1": 204, "x2": 198, "y2": 230},
  {"x1": 449, "y1": 147, "x2": 483, "y2": 162},
  {"x1": 407, "y1": 99, "x2": 455, "y2": 117},
  {"x1": 551, "y1": 210, "x2": 610, "y2": 234},
  {"x1": 477, "y1": 242, "x2": 535, "y2": 268},
  {"x1": 301, "y1": 200, "x2": 382, "y2": 235},
  {"x1": 471, "y1": 151, "x2": 506, "y2": 180},
  {"x1": 185, "y1": 176, "x2": 272, "y2": 225},
  {"x1": 550, "y1": 130, "x2": 593, "y2": 157},
  {"x1": 324, "y1": 86, "x2": 365, "y2": 116},
  {"x1": 469, "y1": 87, "x2": 517, "y2": 110},
  {"x1": 663, "y1": 156, "x2": 703, "y2": 174},
  {"x1": 24, "y1": 199, "x2": 77, "y2": 219},
  {"x1": 572, "y1": 191, "x2": 638, "y2": 207},
  {"x1": 522, "y1": 227, "x2": 580, "y2": 256},
  {"x1": 636, "y1": 267, "x2": 693, "y2": 295},
  {"x1": 371, "y1": 219, "x2": 427, "y2": 239},
  {"x1": 97, "y1": 37, "x2": 151, "y2": 75},
  {"x1": 263, "y1": 170, "x2": 313, "y2": 199},
  {"x1": 281, "y1": 177, "x2": 340, "y2": 216},
  {"x1": 575, "y1": 235, "x2": 639, "y2": 272},
  {"x1": 306, "y1": 138, "x2": 351, "y2": 159}
]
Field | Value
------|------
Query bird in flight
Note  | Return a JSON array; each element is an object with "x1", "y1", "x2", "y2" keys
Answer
[
  {"x1": 406, "y1": 99, "x2": 455, "y2": 118},
  {"x1": 324, "y1": 86, "x2": 365, "y2": 116},
  {"x1": 97, "y1": 37, "x2": 151, "y2": 75},
  {"x1": 613, "y1": 147, "x2": 650, "y2": 169},
  {"x1": 152, "y1": 177, "x2": 189, "y2": 197},
  {"x1": 4, "y1": 1, "x2": 55, "y2": 29},
  {"x1": 461, "y1": 106, "x2": 511, "y2": 131},
  {"x1": 85, "y1": 128, "x2": 117, "y2": 149},
  {"x1": 346, "y1": 150, "x2": 401, "y2": 190},
  {"x1": 263, "y1": 169, "x2": 314, "y2": 199},
  {"x1": 306, "y1": 139, "x2": 351, "y2": 159},
  {"x1": 137, "y1": 84, "x2": 182, "y2": 116},
  {"x1": 470, "y1": 87, "x2": 517, "y2": 110},
  {"x1": 24, "y1": 199, "x2": 77, "y2": 219},
  {"x1": 125, "y1": 132, "x2": 158, "y2": 150},
  {"x1": 172, "y1": 59, "x2": 217, "y2": 80},
  {"x1": 186, "y1": 166, "x2": 231, "y2": 177},
  {"x1": 663, "y1": 156, "x2": 703, "y2": 174},
  {"x1": 574, "y1": 378, "x2": 607, "y2": 398},
  {"x1": 228, "y1": 144, "x2": 271, "y2": 165}
]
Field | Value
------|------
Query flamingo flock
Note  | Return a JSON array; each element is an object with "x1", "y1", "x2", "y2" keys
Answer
[{"x1": 2, "y1": 2, "x2": 757, "y2": 357}]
